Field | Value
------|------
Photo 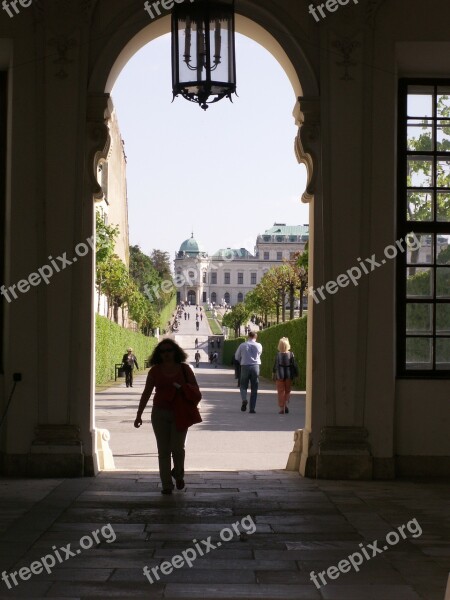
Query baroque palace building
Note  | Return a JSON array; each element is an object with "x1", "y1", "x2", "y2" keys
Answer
[{"x1": 174, "y1": 224, "x2": 309, "y2": 306}]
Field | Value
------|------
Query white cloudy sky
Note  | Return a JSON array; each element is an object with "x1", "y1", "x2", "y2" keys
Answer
[{"x1": 112, "y1": 32, "x2": 309, "y2": 262}]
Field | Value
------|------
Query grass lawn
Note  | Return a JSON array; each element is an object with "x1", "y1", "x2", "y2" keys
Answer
[{"x1": 205, "y1": 308, "x2": 223, "y2": 335}]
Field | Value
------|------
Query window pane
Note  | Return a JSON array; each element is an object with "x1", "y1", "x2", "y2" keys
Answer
[
  {"x1": 437, "y1": 88, "x2": 450, "y2": 117},
  {"x1": 406, "y1": 337, "x2": 433, "y2": 369},
  {"x1": 407, "y1": 120, "x2": 433, "y2": 151},
  {"x1": 436, "y1": 338, "x2": 450, "y2": 369},
  {"x1": 436, "y1": 267, "x2": 450, "y2": 298},
  {"x1": 436, "y1": 304, "x2": 450, "y2": 335},
  {"x1": 407, "y1": 191, "x2": 433, "y2": 221},
  {"x1": 437, "y1": 120, "x2": 450, "y2": 151},
  {"x1": 406, "y1": 267, "x2": 433, "y2": 298},
  {"x1": 436, "y1": 158, "x2": 450, "y2": 187},
  {"x1": 406, "y1": 303, "x2": 433, "y2": 334},
  {"x1": 437, "y1": 193, "x2": 450, "y2": 221},
  {"x1": 408, "y1": 87, "x2": 433, "y2": 117},
  {"x1": 436, "y1": 235, "x2": 450, "y2": 264},
  {"x1": 406, "y1": 233, "x2": 433, "y2": 264},
  {"x1": 407, "y1": 157, "x2": 433, "y2": 187}
]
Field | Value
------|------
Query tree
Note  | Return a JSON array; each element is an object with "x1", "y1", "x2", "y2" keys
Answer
[
  {"x1": 290, "y1": 244, "x2": 309, "y2": 317},
  {"x1": 151, "y1": 249, "x2": 172, "y2": 281},
  {"x1": 95, "y1": 210, "x2": 119, "y2": 313},
  {"x1": 98, "y1": 254, "x2": 132, "y2": 324},
  {"x1": 223, "y1": 303, "x2": 251, "y2": 337}
]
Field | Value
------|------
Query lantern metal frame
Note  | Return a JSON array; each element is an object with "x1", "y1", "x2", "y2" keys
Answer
[{"x1": 171, "y1": 0, "x2": 237, "y2": 110}]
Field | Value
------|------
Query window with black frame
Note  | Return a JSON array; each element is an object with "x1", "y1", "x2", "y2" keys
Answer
[
  {"x1": 398, "y1": 80, "x2": 450, "y2": 376},
  {"x1": 0, "y1": 72, "x2": 6, "y2": 374}
]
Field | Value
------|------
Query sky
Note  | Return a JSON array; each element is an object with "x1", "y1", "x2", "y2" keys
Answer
[{"x1": 112, "y1": 32, "x2": 309, "y2": 264}]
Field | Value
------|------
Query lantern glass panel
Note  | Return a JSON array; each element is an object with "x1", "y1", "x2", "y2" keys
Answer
[{"x1": 172, "y1": 1, "x2": 236, "y2": 108}]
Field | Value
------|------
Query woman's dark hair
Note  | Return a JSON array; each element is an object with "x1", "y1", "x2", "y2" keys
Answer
[{"x1": 149, "y1": 339, "x2": 188, "y2": 365}]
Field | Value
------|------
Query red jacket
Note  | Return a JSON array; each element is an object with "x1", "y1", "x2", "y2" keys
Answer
[{"x1": 173, "y1": 364, "x2": 202, "y2": 432}]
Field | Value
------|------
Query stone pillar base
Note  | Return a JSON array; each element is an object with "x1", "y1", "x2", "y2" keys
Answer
[
  {"x1": 316, "y1": 426, "x2": 373, "y2": 480},
  {"x1": 286, "y1": 429, "x2": 303, "y2": 471},
  {"x1": 96, "y1": 428, "x2": 115, "y2": 470},
  {"x1": 29, "y1": 425, "x2": 85, "y2": 477}
]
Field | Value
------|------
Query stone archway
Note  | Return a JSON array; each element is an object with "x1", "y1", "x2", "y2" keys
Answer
[{"x1": 85, "y1": 2, "x2": 320, "y2": 474}]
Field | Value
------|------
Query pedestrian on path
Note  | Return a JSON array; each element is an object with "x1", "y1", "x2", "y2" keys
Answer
[
  {"x1": 195, "y1": 338, "x2": 198, "y2": 349},
  {"x1": 196, "y1": 321, "x2": 199, "y2": 331},
  {"x1": 272, "y1": 337, "x2": 299, "y2": 414},
  {"x1": 121, "y1": 348, "x2": 139, "y2": 388},
  {"x1": 194, "y1": 351, "x2": 201, "y2": 368},
  {"x1": 212, "y1": 351, "x2": 218, "y2": 368},
  {"x1": 235, "y1": 332, "x2": 262, "y2": 413},
  {"x1": 134, "y1": 340, "x2": 202, "y2": 495}
]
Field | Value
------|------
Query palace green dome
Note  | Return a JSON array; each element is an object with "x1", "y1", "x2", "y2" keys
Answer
[{"x1": 179, "y1": 234, "x2": 204, "y2": 256}]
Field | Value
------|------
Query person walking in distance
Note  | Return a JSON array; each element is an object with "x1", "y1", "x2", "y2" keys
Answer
[
  {"x1": 272, "y1": 337, "x2": 299, "y2": 414},
  {"x1": 194, "y1": 350, "x2": 201, "y2": 368},
  {"x1": 195, "y1": 338, "x2": 198, "y2": 349},
  {"x1": 122, "y1": 348, "x2": 139, "y2": 388},
  {"x1": 212, "y1": 351, "x2": 218, "y2": 368},
  {"x1": 134, "y1": 340, "x2": 201, "y2": 495},
  {"x1": 196, "y1": 320, "x2": 199, "y2": 331},
  {"x1": 235, "y1": 331, "x2": 262, "y2": 413}
]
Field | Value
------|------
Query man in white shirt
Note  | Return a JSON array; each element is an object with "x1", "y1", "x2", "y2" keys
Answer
[{"x1": 234, "y1": 331, "x2": 263, "y2": 413}]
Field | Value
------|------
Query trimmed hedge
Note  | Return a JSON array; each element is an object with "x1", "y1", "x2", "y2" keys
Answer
[
  {"x1": 159, "y1": 295, "x2": 177, "y2": 331},
  {"x1": 223, "y1": 317, "x2": 307, "y2": 390},
  {"x1": 95, "y1": 314, "x2": 158, "y2": 385}
]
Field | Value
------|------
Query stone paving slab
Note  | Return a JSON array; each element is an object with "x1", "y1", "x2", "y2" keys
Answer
[{"x1": 0, "y1": 471, "x2": 449, "y2": 599}]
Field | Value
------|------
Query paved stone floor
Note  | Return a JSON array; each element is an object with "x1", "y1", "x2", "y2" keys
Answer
[{"x1": 0, "y1": 471, "x2": 448, "y2": 599}]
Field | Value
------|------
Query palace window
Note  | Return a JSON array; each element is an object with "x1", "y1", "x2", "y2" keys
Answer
[
  {"x1": 211, "y1": 272, "x2": 217, "y2": 284},
  {"x1": 398, "y1": 80, "x2": 450, "y2": 376},
  {"x1": 251, "y1": 272, "x2": 257, "y2": 285},
  {"x1": 237, "y1": 272, "x2": 243, "y2": 284},
  {"x1": 224, "y1": 272, "x2": 230, "y2": 284}
]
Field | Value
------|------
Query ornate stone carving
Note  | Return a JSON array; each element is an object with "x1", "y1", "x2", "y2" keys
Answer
[
  {"x1": 33, "y1": 0, "x2": 94, "y2": 77},
  {"x1": 48, "y1": 35, "x2": 77, "y2": 79},
  {"x1": 332, "y1": 39, "x2": 361, "y2": 81},
  {"x1": 365, "y1": 0, "x2": 385, "y2": 24},
  {"x1": 294, "y1": 97, "x2": 320, "y2": 204},
  {"x1": 86, "y1": 94, "x2": 113, "y2": 199}
]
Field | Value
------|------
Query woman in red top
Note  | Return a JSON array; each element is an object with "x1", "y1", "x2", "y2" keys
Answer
[{"x1": 134, "y1": 339, "x2": 201, "y2": 495}]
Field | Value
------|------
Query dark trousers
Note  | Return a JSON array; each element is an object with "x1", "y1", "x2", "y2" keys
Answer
[
  {"x1": 240, "y1": 365, "x2": 260, "y2": 411},
  {"x1": 151, "y1": 409, "x2": 188, "y2": 489},
  {"x1": 124, "y1": 365, "x2": 133, "y2": 387}
]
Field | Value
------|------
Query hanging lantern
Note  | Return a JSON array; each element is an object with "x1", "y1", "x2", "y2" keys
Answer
[{"x1": 171, "y1": 0, "x2": 237, "y2": 110}]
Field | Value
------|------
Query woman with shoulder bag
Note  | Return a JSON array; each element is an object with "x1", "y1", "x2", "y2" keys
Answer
[
  {"x1": 134, "y1": 339, "x2": 202, "y2": 495},
  {"x1": 272, "y1": 337, "x2": 298, "y2": 414}
]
